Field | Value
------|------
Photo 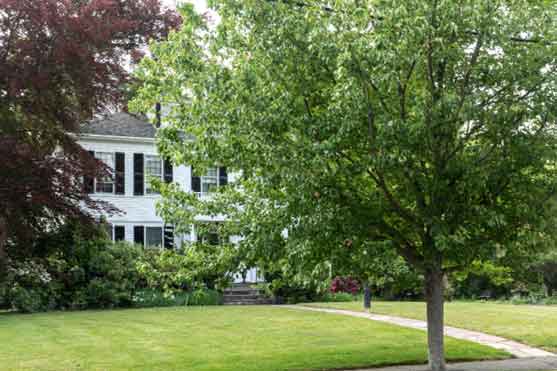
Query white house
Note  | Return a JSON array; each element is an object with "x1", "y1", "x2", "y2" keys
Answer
[{"x1": 78, "y1": 112, "x2": 258, "y2": 282}]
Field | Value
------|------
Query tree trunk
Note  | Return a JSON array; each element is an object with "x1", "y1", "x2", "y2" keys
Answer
[
  {"x1": 425, "y1": 266, "x2": 446, "y2": 371},
  {"x1": 0, "y1": 216, "x2": 8, "y2": 282},
  {"x1": 363, "y1": 284, "x2": 372, "y2": 310}
]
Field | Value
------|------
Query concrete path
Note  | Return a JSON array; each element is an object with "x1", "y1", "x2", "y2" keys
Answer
[
  {"x1": 286, "y1": 305, "x2": 555, "y2": 359},
  {"x1": 350, "y1": 357, "x2": 557, "y2": 371}
]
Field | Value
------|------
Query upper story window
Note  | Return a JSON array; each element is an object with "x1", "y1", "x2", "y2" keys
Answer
[
  {"x1": 145, "y1": 155, "x2": 162, "y2": 194},
  {"x1": 85, "y1": 151, "x2": 125, "y2": 195},
  {"x1": 201, "y1": 167, "x2": 218, "y2": 194},
  {"x1": 95, "y1": 152, "x2": 115, "y2": 193},
  {"x1": 85, "y1": 151, "x2": 170, "y2": 197},
  {"x1": 192, "y1": 166, "x2": 227, "y2": 195}
]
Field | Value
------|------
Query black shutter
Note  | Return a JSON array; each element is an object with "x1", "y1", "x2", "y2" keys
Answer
[
  {"x1": 164, "y1": 225, "x2": 174, "y2": 249},
  {"x1": 155, "y1": 102, "x2": 161, "y2": 128},
  {"x1": 133, "y1": 153, "x2": 144, "y2": 196},
  {"x1": 218, "y1": 167, "x2": 228, "y2": 186},
  {"x1": 115, "y1": 152, "x2": 125, "y2": 195},
  {"x1": 114, "y1": 226, "x2": 125, "y2": 241},
  {"x1": 164, "y1": 159, "x2": 173, "y2": 183},
  {"x1": 84, "y1": 150, "x2": 95, "y2": 193},
  {"x1": 134, "y1": 226, "x2": 144, "y2": 246},
  {"x1": 191, "y1": 166, "x2": 200, "y2": 193}
]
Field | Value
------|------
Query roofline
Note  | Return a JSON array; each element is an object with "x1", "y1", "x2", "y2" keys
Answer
[{"x1": 76, "y1": 133, "x2": 156, "y2": 144}]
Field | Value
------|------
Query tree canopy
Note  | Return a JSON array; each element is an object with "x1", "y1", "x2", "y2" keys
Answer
[
  {"x1": 0, "y1": 0, "x2": 180, "y2": 274},
  {"x1": 131, "y1": 1, "x2": 557, "y2": 370}
]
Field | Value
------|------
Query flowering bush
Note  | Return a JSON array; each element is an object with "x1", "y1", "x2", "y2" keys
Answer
[
  {"x1": 3, "y1": 259, "x2": 59, "y2": 312},
  {"x1": 330, "y1": 276, "x2": 360, "y2": 295},
  {"x1": 1, "y1": 222, "x2": 232, "y2": 312}
]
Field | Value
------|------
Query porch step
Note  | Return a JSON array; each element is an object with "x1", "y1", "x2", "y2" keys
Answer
[{"x1": 223, "y1": 284, "x2": 272, "y2": 305}]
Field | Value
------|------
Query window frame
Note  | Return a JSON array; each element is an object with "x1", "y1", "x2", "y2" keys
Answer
[
  {"x1": 144, "y1": 154, "x2": 163, "y2": 195},
  {"x1": 94, "y1": 152, "x2": 115, "y2": 194},
  {"x1": 113, "y1": 225, "x2": 126, "y2": 242},
  {"x1": 145, "y1": 226, "x2": 164, "y2": 248},
  {"x1": 200, "y1": 167, "x2": 219, "y2": 195}
]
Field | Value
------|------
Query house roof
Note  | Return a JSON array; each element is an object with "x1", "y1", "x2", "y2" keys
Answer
[{"x1": 80, "y1": 112, "x2": 156, "y2": 138}]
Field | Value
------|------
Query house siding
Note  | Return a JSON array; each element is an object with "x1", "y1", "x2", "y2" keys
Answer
[
  {"x1": 78, "y1": 136, "x2": 193, "y2": 248},
  {"x1": 78, "y1": 134, "x2": 259, "y2": 282}
]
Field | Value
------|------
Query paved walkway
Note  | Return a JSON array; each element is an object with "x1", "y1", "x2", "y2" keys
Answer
[
  {"x1": 350, "y1": 357, "x2": 557, "y2": 371},
  {"x1": 285, "y1": 305, "x2": 555, "y2": 359}
]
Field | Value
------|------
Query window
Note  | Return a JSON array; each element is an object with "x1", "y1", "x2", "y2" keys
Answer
[
  {"x1": 197, "y1": 223, "x2": 221, "y2": 246},
  {"x1": 202, "y1": 231, "x2": 220, "y2": 246},
  {"x1": 201, "y1": 167, "x2": 218, "y2": 194},
  {"x1": 114, "y1": 226, "x2": 125, "y2": 241},
  {"x1": 192, "y1": 167, "x2": 227, "y2": 195},
  {"x1": 134, "y1": 225, "x2": 172, "y2": 248},
  {"x1": 95, "y1": 152, "x2": 114, "y2": 193},
  {"x1": 145, "y1": 155, "x2": 162, "y2": 194},
  {"x1": 146, "y1": 227, "x2": 163, "y2": 247}
]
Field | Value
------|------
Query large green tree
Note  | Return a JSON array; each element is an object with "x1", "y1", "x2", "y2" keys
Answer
[{"x1": 131, "y1": 2, "x2": 557, "y2": 370}]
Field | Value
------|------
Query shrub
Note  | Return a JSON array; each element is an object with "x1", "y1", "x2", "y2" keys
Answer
[
  {"x1": 133, "y1": 289, "x2": 190, "y2": 307},
  {"x1": 136, "y1": 249, "x2": 193, "y2": 294},
  {"x1": 330, "y1": 276, "x2": 360, "y2": 295},
  {"x1": 450, "y1": 261, "x2": 514, "y2": 299},
  {"x1": 132, "y1": 288, "x2": 223, "y2": 307},
  {"x1": 320, "y1": 291, "x2": 358, "y2": 302},
  {"x1": 3, "y1": 259, "x2": 59, "y2": 312},
  {"x1": 2, "y1": 222, "x2": 229, "y2": 312},
  {"x1": 8, "y1": 285, "x2": 46, "y2": 313},
  {"x1": 261, "y1": 270, "x2": 323, "y2": 304},
  {"x1": 186, "y1": 289, "x2": 223, "y2": 306}
]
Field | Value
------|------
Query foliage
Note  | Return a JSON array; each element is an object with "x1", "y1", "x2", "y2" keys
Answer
[
  {"x1": 132, "y1": 288, "x2": 222, "y2": 307},
  {"x1": 261, "y1": 270, "x2": 324, "y2": 304},
  {"x1": 535, "y1": 249, "x2": 557, "y2": 296},
  {"x1": 451, "y1": 261, "x2": 514, "y2": 299},
  {"x1": 0, "y1": 0, "x2": 180, "y2": 278},
  {"x1": 137, "y1": 243, "x2": 236, "y2": 294},
  {"x1": 132, "y1": 2, "x2": 557, "y2": 369},
  {"x1": 330, "y1": 276, "x2": 360, "y2": 295},
  {"x1": 320, "y1": 291, "x2": 359, "y2": 303},
  {"x1": 186, "y1": 288, "x2": 223, "y2": 306},
  {"x1": 1, "y1": 222, "x2": 229, "y2": 312}
]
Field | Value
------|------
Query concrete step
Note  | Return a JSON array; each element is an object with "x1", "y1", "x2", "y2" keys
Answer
[
  {"x1": 224, "y1": 290, "x2": 263, "y2": 296},
  {"x1": 223, "y1": 294, "x2": 261, "y2": 300},
  {"x1": 223, "y1": 285, "x2": 271, "y2": 305}
]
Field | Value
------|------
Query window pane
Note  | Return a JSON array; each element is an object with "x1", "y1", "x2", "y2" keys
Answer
[
  {"x1": 95, "y1": 152, "x2": 114, "y2": 193},
  {"x1": 114, "y1": 226, "x2": 125, "y2": 241},
  {"x1": 203, "y1": 232, "x2": 219, "y2": 246},
  {"x1": 146, "y1": 227, "x2": 163, "y2": 247},
  {"x1": 201, "y1": 167, "x2": 218, "y2": 194},
  {"x1": 145, "y1": 155, "x2": 162, "y2": 194},
  {"x1": 206, "y1": 167, "x2": 217, "y2": 177}
]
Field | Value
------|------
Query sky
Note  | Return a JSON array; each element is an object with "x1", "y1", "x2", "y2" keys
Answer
[{"x1": 162, "y1": 0, "x2": 208, "y2": 12}]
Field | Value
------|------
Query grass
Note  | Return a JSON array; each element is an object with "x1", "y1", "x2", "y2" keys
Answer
[
  {"x1": 302, "y1": 300, "x2": 557, "y2": 353},
  {"x1": 0, "y1": 306, "x2": 508, "y2": 371}
]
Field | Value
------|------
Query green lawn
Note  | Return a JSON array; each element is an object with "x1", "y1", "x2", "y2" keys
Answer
[
  {"x1": 302, "y1": 301, "x2": 557, "y2": 353},
  {"x1": 0, "y1": 306, "x2": 508, "y2": 371}
]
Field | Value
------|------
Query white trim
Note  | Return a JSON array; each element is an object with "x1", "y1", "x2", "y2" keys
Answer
[
  {"x1": 78, "y1": 133, "x2": 155, "y2": 144},
  {"x1": 94, "y1": 151, "x2": 115, "y2": 194},
  {"x1": 144, "y1": 154, "x2": 163, "y2": 195}
]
